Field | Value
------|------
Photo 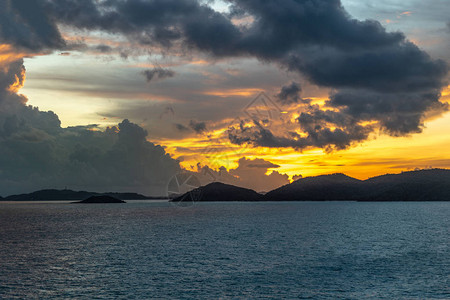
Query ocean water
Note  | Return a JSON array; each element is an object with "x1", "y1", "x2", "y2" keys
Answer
[{"x1": 0, "y1": 201, "x2": 449, "y2": 299}]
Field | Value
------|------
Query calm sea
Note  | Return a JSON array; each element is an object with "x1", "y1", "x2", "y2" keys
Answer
[{"x1": 0, "y1": 201, "x2": 449, "y2": 299}]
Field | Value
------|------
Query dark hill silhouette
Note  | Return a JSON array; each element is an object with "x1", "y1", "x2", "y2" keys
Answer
[
  {"x1": 264, "y1": 173, "x2": 363, "y2": 201},
  {"x1": 171, "y1": 182, "x2": 263, "y2": 202},
  {"x1": 1, "y1": 189, "x2": 150, "y2": 201},
  {"x1": 265, "y1": 169, "x2": 450, "y2": 201},
  {"x1": 73, "y1": 195, "x2": 126, "y2": 204},
  {"x1": 360, "y1": 169, "x2": 450, "y2": 201},
  {"x1": 172, "y1": 169, "x2": 450, "y2": 202}
]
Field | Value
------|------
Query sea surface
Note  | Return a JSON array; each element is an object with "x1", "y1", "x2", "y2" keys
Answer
[{"x1": 0, "y1": 201, "x2": 449, "y2": 299}]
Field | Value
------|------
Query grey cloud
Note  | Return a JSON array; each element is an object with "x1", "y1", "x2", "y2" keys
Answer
[
  {"x1": 0, "y1": 60, "x2": 25, "y2": 94},
  {"x1": 189, "y1": 120, "x2": 206, "y2": 133},
  {"x1": 0, "y1": 0, "x2": 64, "y2": 51},
  {"x1": 174, "y1": 123, "x2": 189, "y2": 132},
  {"x1": 0, "y1": 114, "x2": 181, "y2": 196},
  {"x1": 1, "y1": 0, "x2": 448, "y2": 152},
  {"x1": 276, "y1": 81, "x2": 302, "y2": 105},
  {"x1": 41, "y1": 0, "x2": 404, "y2": 56},
  {"x1": 292, "y1": 174, "x2": 302, "y2": 181},
  {"x1": 328, "y1": 89, "x2": 448, "y2": 136},
  {"x1": 229, "y1": 157, "x2": 289, "y2": 192},
  {"x1": 37, "y1": 0, "x2": 448, "y2": 146},
  {"x1": 142, "y1": 67, "x2": 175, "y2": 82},
  {"x1": 228, "y1": 0, "x2": 404, "y2": 58},
  {"x1": 0, "y1": 59, "x2": 180, "y2": 196},
  {"x1": 287, "y1": 42, "x2": 447, "y2": 93},
  {"x1": 173, "y1": 120, "x2": 207, "y2": 135},
  {"x1": 95, "y1": 44, "x2": 113, "y2": 53},
  {"x1": 228, "y1": 105, "x2": 373, "y2": 151}
]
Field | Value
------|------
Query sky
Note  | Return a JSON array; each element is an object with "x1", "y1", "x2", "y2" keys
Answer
[{"x1": 0, "y1": 0, "x2": 449, "y2": 196}]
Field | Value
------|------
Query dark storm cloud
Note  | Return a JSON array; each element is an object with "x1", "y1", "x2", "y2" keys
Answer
[
  {"x1": 142, "y1": 67, "x2": 175, "y2": 82},
  {"x1": 38, "y1": 0, "x2": 448, "y2": 144},
  {"x1": 1, "y1": 0, "x2": 448, "y2": 152},
  {"x1": 287, "y1": 42, "x2": 447, "y2": 93},
  {"x1": 228, "y1": 0, "x2": 404, "y2": 57},
  {"x1": 40, "y1": 0, "x2": 404, "y2": 56},
  {"x1": 276, "y1": 82, "x2": 302, "y2": 105},
  {"x1": 41, "y1": 0, "x2": 240, "y2": 50},
  {"x1": 0, "y1": 109, "x2": 181, "y2": 195},
  {"x1": 0, "y1": 59, "x2": 180, "y2": 195},
  {"x1": 328, "y1": 90, "x2": 448, "y2": 136},
  {"x1": 0, "y1": 0, "x2": 64, "y2": 51},
  {"x1": 0, "y1": 60, "x2": 25, "y2": 93},
  {"x1": 6, "y1": 0, "x2": 446, "y2": 95},
  {"x1": 228, "y1": 111, "x2": 372, "y2": 151}
]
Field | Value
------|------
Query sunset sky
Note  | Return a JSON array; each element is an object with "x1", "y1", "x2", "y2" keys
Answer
[{"x1": 1, "y1": 0, "x2": 450, "y2": 196}]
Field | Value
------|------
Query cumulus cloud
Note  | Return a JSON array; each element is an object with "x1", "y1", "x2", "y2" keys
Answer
[
  {"x1": 0, "y1": 60, "x2": 180, "y2": 195},
  {"x1": 0, "y1": 107, "x2": 181, "y2": 196},
  {"x1": 142, "y1": 67, "x2": 175, "y2": 82},
  {"x1": 0, "y1": 2, "x2": 183, "y2": 195},
  {"x1": 229, "y1": 157, "x2": 289, "y2": 192},
  {"x1": 228, "y1": 102, "x2": 373, "y2": 151}
]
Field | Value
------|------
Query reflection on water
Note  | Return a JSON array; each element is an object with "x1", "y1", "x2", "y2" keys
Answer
[{"x1": 0, "y1": 201, "x2": 449, "y2": 299}]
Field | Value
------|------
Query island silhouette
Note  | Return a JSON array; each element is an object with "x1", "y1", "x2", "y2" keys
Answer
[
  {"x1": 0, "y1": 189, "x2": 158, "y2": 201},
  {"x1": 2, "y1": 169, "x2": 450, "y2": 202},
  {"x1": 72, "y1": 195, "x2": 126, "y2": 204}
]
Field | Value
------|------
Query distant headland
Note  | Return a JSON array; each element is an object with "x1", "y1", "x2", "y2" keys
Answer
[{"x1": 0, "y1": 189, "x2": 164, "y2": 201}]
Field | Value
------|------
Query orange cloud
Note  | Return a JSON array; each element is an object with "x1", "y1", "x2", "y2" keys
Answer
[
  {"x1": 0, "y1": 44, "x2": 28, "y2": 67},
  {"x1": 6, "y1": 67, "x2": 26, "y2": 93},
  {"x1": 203, "y1": 88, "x2": 263, "y2": 97}
]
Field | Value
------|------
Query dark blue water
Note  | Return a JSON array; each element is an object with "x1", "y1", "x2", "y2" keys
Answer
[{"x1": 0, "y1": 201, "x2": 449, "y2": 299}]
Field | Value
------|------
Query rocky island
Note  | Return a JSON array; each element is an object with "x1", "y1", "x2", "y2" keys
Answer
[
  {"x1": 72, "y1": 195, "x2": 126, "y2": 204},
  {"x1": 171, "y1": 182, "x2": 263, "y2": 202}
]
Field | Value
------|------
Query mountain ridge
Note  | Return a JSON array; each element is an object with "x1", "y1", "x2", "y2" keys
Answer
[{"x1": 173, "y1": 169, "x2": 450, "y2": 202}]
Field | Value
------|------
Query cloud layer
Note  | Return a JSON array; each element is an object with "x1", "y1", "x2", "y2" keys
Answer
[{"x1": 39, "y1": 0, "x2": 449, "y2": 150}]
